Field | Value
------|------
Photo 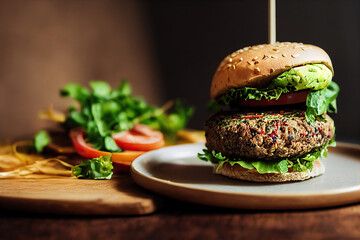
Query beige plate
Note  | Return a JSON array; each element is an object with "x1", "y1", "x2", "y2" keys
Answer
[{"x1": 131, "y1": 142, "x2": 360, "y2": 210}]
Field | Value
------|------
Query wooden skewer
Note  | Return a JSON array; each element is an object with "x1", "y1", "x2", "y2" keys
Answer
[{"x1": 268, "y1": 0, "x2": 276, "y2": 44}]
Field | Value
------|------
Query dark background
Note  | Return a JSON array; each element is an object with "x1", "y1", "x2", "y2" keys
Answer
[
  {"x1": 143, "y1": 0, "x2": 360, "y2": 143},
  {"x1": 0, "y1": 0, "x2": 359, "y2": 143}
]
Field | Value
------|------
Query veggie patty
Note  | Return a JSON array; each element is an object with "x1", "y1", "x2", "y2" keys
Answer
[{"x1": 205, "y1": 110, "x2": 334, "y2": 160}]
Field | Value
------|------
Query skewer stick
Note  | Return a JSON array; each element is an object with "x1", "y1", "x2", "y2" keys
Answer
[{"x1": 268, "y1": 0, "x2": 276, "y2": 44}]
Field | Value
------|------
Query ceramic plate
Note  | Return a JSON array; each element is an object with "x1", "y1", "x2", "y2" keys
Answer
[{"x1": 131, "y1": 142, "x2": 360, "y2": 210}]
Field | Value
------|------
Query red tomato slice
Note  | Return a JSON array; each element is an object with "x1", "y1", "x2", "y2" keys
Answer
[
  {"x1": 112, "y1": 124, "x2": 165, "y2": 151},
  {"x1": 69, "y1": 128, "x2": 145, "y2": 170},
  {"x1": 238, "y1": 90, "x2": 309, "y2": 107}
]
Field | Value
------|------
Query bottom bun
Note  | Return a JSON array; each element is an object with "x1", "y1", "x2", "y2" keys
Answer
[{"x1": 214, "y1": 160, "x2": 325, "y2": 182}]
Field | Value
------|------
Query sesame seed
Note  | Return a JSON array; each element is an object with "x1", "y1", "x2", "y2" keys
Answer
[
  {"x1": 247, "y1": 61, "x2": 251, "y2": 65},
  {"x1": 252, "y1": 56, "x2": 258, "y2": 61},
  {"x1": 231, "y1": 53, "x2": 237, "y2": 57},
  {"x1": 252, "y1": 47, "x2": 258, "y2": 50},
  {"x1": 254, "y1": 67, "x2": 261, "y2": 74},
  {"x1": 291, "y1": 54, "x2": 299, "y2": 58},
  {"x1": 227, "y1": 64, "x2": 232, "y2": 69},
  {"x1": 270, "y1": 68, "x2": 274, "y2": 73},
  {"x1": 254, "y1": 60, "x2": 259, "y2": 64},
  {"x1": 272, "y1": 48, "x2": 278, "y2": 51},
  {"x1": 262, "y1": 55, "x2": 268, "y2": 60},
  {"x1": 232, "y1": 65, "x2": 236, "y2": 69},
  {"x1": 271, "y1": 56, "x2": 276, "y2": 58},
  {"x1": 239, "y1": 57, "x2": 243, "y2": 62},
  {"x1": 282, "y1": 54, "x2": 286, "y2": 57},
  {"x1": 229, "y1": 58, "x2": 233, "y2": 62}
]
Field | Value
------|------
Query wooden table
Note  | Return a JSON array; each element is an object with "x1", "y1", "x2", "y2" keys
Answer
[
  {"x1": 1, "y1": 138, "x2": 359, "y2": 239},
  {"x1": 1, "y1": 197, "x2": 359, "y2": 239}
]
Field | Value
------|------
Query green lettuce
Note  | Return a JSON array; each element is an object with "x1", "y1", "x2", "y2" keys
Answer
[
  {"x1": 305, "y1": 81, "x2": 339, "y2": 123},
  {"x1": 216, "y1": 86, "x2": 292, "y2": 106},
  {"x1": 72, "y1": 155, "x2": 114, "y2": 179},
  {"x1": 61, "y1": 80, "x2": 193, "y2": 151},
  {"x1": 198, "y1": 138, "x2": 335, "y2": 174},
  {"x1": 32, "y1": 130, "x2": 51, "y2": 153}
]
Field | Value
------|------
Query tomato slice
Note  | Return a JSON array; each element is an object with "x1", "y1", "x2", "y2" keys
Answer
[
  {"x1": 69, "y1": 128, "x2": 145, "y2": 168},
  {"x1": 112, "y1": 124, "x2": 165, "y2": 151},
  {"x1": 238, "y1": 90, "x2": 309, "y2": 107}
]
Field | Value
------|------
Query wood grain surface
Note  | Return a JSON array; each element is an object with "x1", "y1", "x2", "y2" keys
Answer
[
  {"x1": 0, "y1": 174, "x2": 162, "y2": 215},
  {"x1": 0, "y1": 201, "x2": 359, "y2": 240}
]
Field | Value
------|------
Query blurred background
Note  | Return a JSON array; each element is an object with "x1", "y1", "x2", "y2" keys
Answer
[{"x1": 0, "y1": 0, "x2": 359, "y2": 143}]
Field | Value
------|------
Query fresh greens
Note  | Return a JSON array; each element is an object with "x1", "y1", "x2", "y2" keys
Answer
[
  {"x1": 72, "y1": 155, "x2": 113, "y2": 179},
  {"x1": 324, "y1": 81, "x2": 340, "y2": 113},
  {"x1": 33, "y1": 130, "x2": 51, "y2": 153},
  {"x1": 61, "y1": 80, "x2": 193, "y2": 151},
  {"x1": 213, "y1": 64, "x2": 339, "y2": 123},
  {"x1": 198, "y1": 149, "x2": 289, "y2": 174},
  {"x1": 305, "y1": 82, "x2": 339, "y2": 123},
  {"x1": 216, "y1": 86, "x2": 292, "y2": 106},
  {"x1": 198, "y1": 139, "x2": 335, "y2": 174}
]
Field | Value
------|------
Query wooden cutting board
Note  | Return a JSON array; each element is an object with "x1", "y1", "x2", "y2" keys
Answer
[{"x1": 0, "y1": 174, "x2": 163, "y2": 215}]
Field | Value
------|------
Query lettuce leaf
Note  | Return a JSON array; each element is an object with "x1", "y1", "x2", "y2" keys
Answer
[
  {"x1": 72, "y1": 155, "x2": 114, "y2": 179},
  {"x1": 33, "y1": 130, "x2": 51, "y2": 153},
  {"x1": 198, "y1": 139, "x2": 335, "y2": 174},
  {"x1": 216, "y1": 86, "x2": 292, "y2": 106},
  {"x1": 305, "y1": 82, "x2": 339, "y2": 123}
]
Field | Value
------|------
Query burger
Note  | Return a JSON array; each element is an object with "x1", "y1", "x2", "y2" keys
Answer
[{"x1": 198, "y1": 42, "x2": 339, "y2": 182}]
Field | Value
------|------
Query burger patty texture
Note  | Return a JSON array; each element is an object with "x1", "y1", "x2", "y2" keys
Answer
[{"x1": 205, "y1": 110, "x2": 334, "y2": 160}]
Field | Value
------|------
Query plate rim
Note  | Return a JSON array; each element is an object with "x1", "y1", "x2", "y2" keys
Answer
[{"x1": 130, "y1": 142, "x2": 360, "y2": 209}]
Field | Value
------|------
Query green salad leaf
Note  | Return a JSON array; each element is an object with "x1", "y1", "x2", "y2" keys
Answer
[
  {"x1": 305, "y1": 82, "x2": 339, "y2": 123},
  {"x1": 60, "y1": 83, "x2": 90, "y2": 105},
  {"x1": 33, "y1": 130, "x2": 51, "y2": 153},
  {"x1": 61, "y1": 80, "x2": 193, "y2": 151},
  {"x1": 72, "y1": 155, "x2": 114, "y2": 179},
  {"x1": 198, "y1": 139, "x2": 335, "y2": 174},
  {"x1": 216, "y1": 86, "x2": 292, "y2": 106}
]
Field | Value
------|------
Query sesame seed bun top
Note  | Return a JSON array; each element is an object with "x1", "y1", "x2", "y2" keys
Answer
[{"x1": 210, "y1": 42, "x2": 334, "y2": 99}]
